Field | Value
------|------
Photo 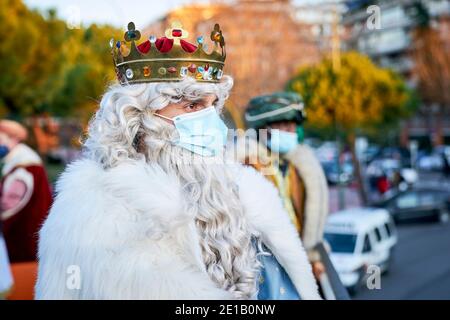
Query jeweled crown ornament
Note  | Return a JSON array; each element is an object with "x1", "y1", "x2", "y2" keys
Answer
[{"x1": 111, "y1": 21, "x2": 226, "y2": 84}]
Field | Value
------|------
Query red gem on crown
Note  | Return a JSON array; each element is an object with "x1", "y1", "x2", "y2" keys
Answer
[{"x1": 172, "y1": 29, "x2": 182, "y2": 37}]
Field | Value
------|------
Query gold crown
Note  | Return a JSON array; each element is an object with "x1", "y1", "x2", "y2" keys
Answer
[{"x1": 111, "y1": 21, "x2": 226, "y2": 84}]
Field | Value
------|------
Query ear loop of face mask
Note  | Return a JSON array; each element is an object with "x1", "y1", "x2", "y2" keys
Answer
[
  {"x1": 152, "y1": 112, "x2": 180, "y2": 146},
  {"x1": 153, "y1": 112, "x2": 174, "y2": 122}
]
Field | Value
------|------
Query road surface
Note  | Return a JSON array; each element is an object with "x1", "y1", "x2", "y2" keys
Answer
[{"x1": 353, "y1": 220, "x2": 450, "y2": 299}]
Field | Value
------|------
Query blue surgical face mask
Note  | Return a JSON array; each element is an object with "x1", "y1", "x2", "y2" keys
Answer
[
  {"x1": 267, "y1": 129, "x2": 298, "y2": 154},
  {"x1": 0, "y1": 145, "x2": 9, "y2": 159},
  {"x1": 155, "y1": 106, "x2": 228, "y2": 157}
]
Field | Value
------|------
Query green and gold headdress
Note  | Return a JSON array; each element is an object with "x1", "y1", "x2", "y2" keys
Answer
[{"x1": 245, "y1": 92, "x2": 306, "y2": 130}]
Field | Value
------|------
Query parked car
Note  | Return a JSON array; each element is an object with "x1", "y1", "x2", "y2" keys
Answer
[
  {"x1": 322, "y1": 161, "x2": 354, "y2": 185},
  {"x1": 315, "y1": 141, "x2": 338, "y2": 163},
  {"x1": 373, "y1": 187, "x2": 450, "y2": 223},
  {"x1": 373, "y1": 147, "x2": 411, "y2": 168},
  {"x1": 324, "y1": 208, "x2": 397, "y2": 294},
  {"x1": 367, "y1": 158, "x2": 400, "y2": 178},
  {"x1": 361, "y1": 145, "x2": 381, "y2": 164},
  {"x1": 417, "y1": 153, "x2": 444, "y2": 171}
]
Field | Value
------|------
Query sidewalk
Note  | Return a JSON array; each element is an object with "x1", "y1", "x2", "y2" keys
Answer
[{"x1": 329, "y1": 184, "x2": 362, "y2": 213}]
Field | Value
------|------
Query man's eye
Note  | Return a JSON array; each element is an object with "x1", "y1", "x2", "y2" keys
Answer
[{"x1": 185, "y1": 102, "x2": 202, "y2": 111}]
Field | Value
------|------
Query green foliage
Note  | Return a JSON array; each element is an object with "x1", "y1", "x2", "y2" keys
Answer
[
  {"x1": 286, "y1": 51, "x2": 419, "y2": 142},
  {"x1": 0, "y1": 0, "x2": 122, "y2": 121}
]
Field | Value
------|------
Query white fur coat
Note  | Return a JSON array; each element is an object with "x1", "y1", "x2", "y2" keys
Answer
[
  {"x1": 35, "y1": 158, "x2": 320, "y2": 300},
  {"x1": 285, "y1": 144, "x2": 329, "y2": 259}
]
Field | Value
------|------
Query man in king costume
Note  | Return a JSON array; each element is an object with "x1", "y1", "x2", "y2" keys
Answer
[
  {"x1": 35, "y1": 22, "x2": 320, "y2": 300},
  {"x1": 236, "y1": 92, "x2": 330, "y2": 286}
]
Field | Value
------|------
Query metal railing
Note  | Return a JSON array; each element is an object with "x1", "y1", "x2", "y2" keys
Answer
[{"x1": 315, "y1": 242, "x2": 351, "y2": 300}]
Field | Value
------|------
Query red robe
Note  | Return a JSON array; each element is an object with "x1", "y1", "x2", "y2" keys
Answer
[{"x1": 1, "y1": 145, "x2": 52, "y2": 262}]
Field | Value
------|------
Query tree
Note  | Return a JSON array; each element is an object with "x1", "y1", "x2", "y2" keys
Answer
[
  {"x1": 0, "y1": 0, "x2": 121, "y2": 154},
  {"x1": 49, "y1": 23, "x2": 123, "y2": 121},
  {"x1": 410, "y1": 2, "x2": 450, "y2": 146},
  {"x1": 286, "y1": 51, "x2": 417, "y2": 205},
  {"x1": 0, "y1": 0, "x2": 121, "y2": 120}
]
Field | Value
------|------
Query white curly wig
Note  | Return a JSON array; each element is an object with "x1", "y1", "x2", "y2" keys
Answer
[{"x1": 83, "y1": 75, "x2": 263, "y2": 299}]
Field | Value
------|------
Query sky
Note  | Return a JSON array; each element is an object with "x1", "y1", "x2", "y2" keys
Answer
[{"x1": 23, "y1": 0, "x2": 327, "y2": 30}]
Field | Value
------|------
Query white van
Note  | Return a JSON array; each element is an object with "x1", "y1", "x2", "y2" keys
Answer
[{"x1": 324, "y1": 208, "x2": 397, "y2": 294}]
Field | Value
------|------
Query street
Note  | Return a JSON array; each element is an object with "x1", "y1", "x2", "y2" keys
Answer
[{"x1": 353, "y1": 220, "x2": 450, "y2": 299}]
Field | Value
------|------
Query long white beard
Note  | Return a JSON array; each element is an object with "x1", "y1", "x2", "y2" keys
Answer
[{"x1": 144, "y1": 128, "x2": 261, "y2": 299}]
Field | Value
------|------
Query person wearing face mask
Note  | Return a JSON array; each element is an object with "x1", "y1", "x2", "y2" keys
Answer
[
  {"x1": 238, "y1": 92, "x2": 330, "y2": 294},
  {"x1": 0, "y1": 120, "x2": 52, "y2": 263},
  {"x1": 35, "y1": 22, "x2": 320, "y2": 300}
]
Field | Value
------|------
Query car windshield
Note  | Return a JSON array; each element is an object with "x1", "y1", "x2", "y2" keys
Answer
[{"x1": 324, "y1": 232, "x2": 358, "y2": 253}]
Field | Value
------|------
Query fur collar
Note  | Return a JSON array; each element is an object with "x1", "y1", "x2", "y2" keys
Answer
[
  {"x1": 284, "y1": 144, "x2": 329, "y2": 252},
  {"x1": 35, "y1": 157, "x2": 320, "y2": 299}
]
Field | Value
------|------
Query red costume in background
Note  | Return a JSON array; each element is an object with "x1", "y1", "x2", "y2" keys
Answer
[{"x1": 0, "y1": 144, "x2": 52, "y2": 262}]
